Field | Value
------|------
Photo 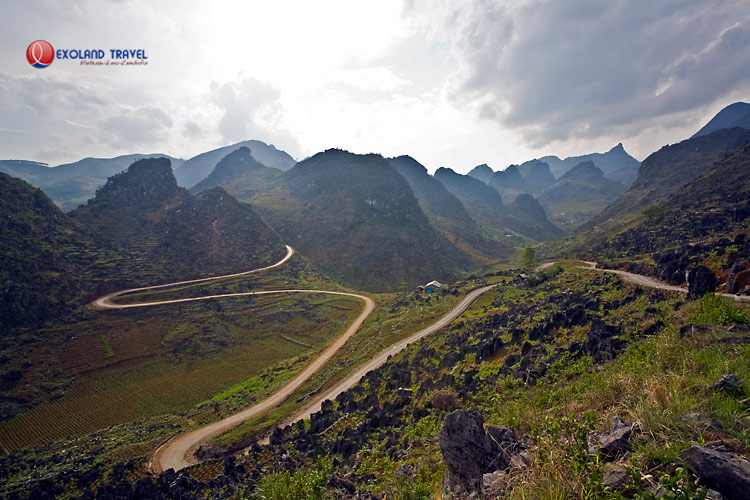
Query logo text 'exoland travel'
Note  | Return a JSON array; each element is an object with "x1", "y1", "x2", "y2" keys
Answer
[{"x1": 26, "y1": 41, "x2": 149, "y2": 69}]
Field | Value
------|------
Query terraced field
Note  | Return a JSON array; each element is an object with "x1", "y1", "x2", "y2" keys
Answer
[{"x1": 0, "y1": 293, "x2": 361, "y2": 451}]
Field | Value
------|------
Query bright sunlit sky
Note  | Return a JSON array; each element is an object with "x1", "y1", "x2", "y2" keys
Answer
[{"x1": 1, "y1": 0, "x2": 749, "y2": 172}]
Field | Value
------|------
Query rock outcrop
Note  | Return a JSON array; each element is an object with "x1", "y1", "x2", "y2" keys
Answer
[
  {"x1": 688, "y1": 266, "x2": 718, "y2": 299},
  {"x1": 596, "y1": 416, "x2": 635, "y2": 459},
  {"x1": 683, "y1": 444, "x2": 750, "y2": 500},
  {"x1": 438, "y1": 409, "x2": 519, "y2": 495}
]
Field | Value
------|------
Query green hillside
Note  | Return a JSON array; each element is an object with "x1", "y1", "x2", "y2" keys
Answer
[
  {"x1": 0, "y1": 174, "x2": 127, "y2": 331},
  {"x1": 590, "y1": 128, "x2": 750, "y2": 227},
  {"x1": 387, "y1": 156, "x2": 510, "y2": 262},
  {"x1": 255, "y1": 150, "x2": 474, "y2": 291},
  {"x1": 72, "y1": 157, "x2": 286, "y2": 282},
  {"x1": 538, "y1": 161, "x2": 626, "y2": 230}
]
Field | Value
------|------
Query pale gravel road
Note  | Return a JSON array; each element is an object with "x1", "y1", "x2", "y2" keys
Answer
[
  {"x1": 252, "y1": 283, "x2": 498, "y2": 447},
  {"x1": 98, "y1": 251, "x2": 748, "y2": 474}
]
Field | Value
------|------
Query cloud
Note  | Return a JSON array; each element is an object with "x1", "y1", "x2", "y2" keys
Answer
[
  {"x1": 100, "y1": 105, "x2": 173, "y2": 148},
  {"x1": 210, "y1": 78, "x2": 301, "y2": 156},
  {"x1": 404, "y1": 0, "x2": 750, "y2": 149}
]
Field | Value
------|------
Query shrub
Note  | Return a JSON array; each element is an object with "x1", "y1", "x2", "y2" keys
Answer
[{"x1": 690, "y1": 293, "x2": 748, "y2": 325}]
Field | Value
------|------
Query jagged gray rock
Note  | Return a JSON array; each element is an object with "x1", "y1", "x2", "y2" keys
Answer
[
  {"x1": 711, "y1": 374, "x2": 744, "y2": 394},
  {"x1": 688, "y1": 266, "x2": 717, "y2": 299},
  {"x1": 597, "y1": 416, "x2": 634, "y2": 459},
  {"x1": 602, "y1": 467, "x2": 629, "y2": 488},
  {"x1": 439, "y1": 409, "x2": 517, "y2": 495},
  {"x1": 683, "y1": 444, "x2": 750, "y2": 500}
]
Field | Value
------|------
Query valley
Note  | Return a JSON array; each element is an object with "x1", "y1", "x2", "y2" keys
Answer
[{"x1": 1, "y1": 101, "x2": 750, "y2": 500}]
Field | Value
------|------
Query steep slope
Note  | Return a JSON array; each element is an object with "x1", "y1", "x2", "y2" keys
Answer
[
  {"x1": 467, "y1": 163, "x2": 494, "y2": 184},
  {"x1": 489, "y1": 164, "x2": 524, "y2": 202},
  {"x1": 434, "y1": 167, "x2": 505, "y2": 215},
  {"x1": 191, "y1": 146, "x2": 283, "y2": 198},
  {"x1": 387, "y1": 156, "x2": 510, "y2": 261},
  {"x1": 539, "y1": 143, "x2": 640, "y2": 185},
  {"x1": 538, "y1": 161, "x2": 626, "y2": 230},
  {"x1": 253, "y1": 150, "x2": 473, "y2": 291},
  {"x1": 693, "y1": 101, "x2": 750, "y2": 138},
  {"x1": 579, "y1": 139, "x2": 750, "y2": 286},
  {"x1": 174, "y1": 140, "x2": 296, "y2": 187},
  {"x1": 434, "y1": 167, "x2": 562, "y2": 242},
  {"x1": 517, "y1": 159, "x2": 556, "y2": 193},
  {"x1": 507, "y1": 194, "x2": 565, "y2": 240},
  {"x1": 592, "y1": 128, "x2": 750, "y2": 226},
  {"x1": 0, "y1": 154, "x2": 185, "y2": 211},
  {"x1": 72, "y1": 158, "x2": 285, "y2": 282},
  {"x1": 0, "y1": 174, "x2": 127, "y2": 331}
]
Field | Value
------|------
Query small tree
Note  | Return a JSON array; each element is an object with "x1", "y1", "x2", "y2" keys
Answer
[{"x1": 520, "y1": 245, "x2": 536, "y2": 270}]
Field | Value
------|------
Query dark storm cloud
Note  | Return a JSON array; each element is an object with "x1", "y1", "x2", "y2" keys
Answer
[{"x1": 405, "y1": 0, "x2": 750, "y2": 148}]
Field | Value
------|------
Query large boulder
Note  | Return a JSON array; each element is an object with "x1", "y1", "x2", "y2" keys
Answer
[
  {"x1": 438, "y1": 409, "x2": 517, "y2": 495},
  {"x1": 596, "y1": 416, "x2": 635, "y2": 459},
  {"x1": 683, "y1": 444, "x2": 750, "y2": 500},
  {"x1": 688, "y1": 266, "x2": 717, "y2": 299}
]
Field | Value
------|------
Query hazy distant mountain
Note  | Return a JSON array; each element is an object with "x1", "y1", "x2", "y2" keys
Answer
[
  {"x1": 435, "y1": 167, "x2": 505, "y2": 214},
  {"x1": 191, "y1": 146, "x2": 283, "y2": 199},
  {"x1": 0, "y1": 154, "x2": 185, "y2": 211},
  {"x1": 467, "y1": 163, "x2": 494, "y2": 184},
  {"x1": 692, "y1": 102, "x2": 750, "y2": 138},
  {"x1": 434, "y1": 167, "x2": 562, "y2": 241},
  {"x1": 72, "y1": 157, "x2": 285, "y2": 281},
  {"x1": 538, "y1": 143, "x2": 640, "y2": 186},
  {"x1": 589, "y1": 127, "x2": 750, "y2": 227},
  {"x1": 489, "y1": 164, "x2": 524, "y2": 202},
  {"x1": 174, "y1": 140, "x2": 296, "y2": 187},
  {"x1": 506, "y1": 193, "x2": 565, "y2": 240},
  {"x1": 537, "y1": 161, "x2": 626, "y2": 230},
  {"x1": 388, "y1": 156, "x2": 510, "y2": 261},
  {"x1": 516, "y1": 160, "x2": 556, "y2": 194}
]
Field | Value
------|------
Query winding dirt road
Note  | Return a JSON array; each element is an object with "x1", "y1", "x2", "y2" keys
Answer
[
  {"x1": 583, "y1": 263, "x2": 750, "y2": 302},
  {"x1": 94, "y1": 245, "x2": 296, "y2": 309},
  {"x1": 97, "y1": 251, "x2": 748, "y2": 474},
  {"x1": 254, "y1": 283, "x2": 498, "y2": 446},
  {"x1": 92, "y1": 246, "x2": 498, "y2": 473},
  {"x1": 150, "y1": 290, "x2": 374, "y2": 473}
]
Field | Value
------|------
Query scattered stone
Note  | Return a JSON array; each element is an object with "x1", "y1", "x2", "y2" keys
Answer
[
  {"x1": 706, "y1": 489, "x2": 726, "y2": 500},
  {"x1": 687, "y1": 266, "x2": 718, "y2": 299},
  {"x1": 711, "y1": 374, "x2": 744, "y2": 394},
  {"x1": 597, "y1": 416, "x2": 634, "y2": 459},
  {"x1": 395, "y1": 464, "x2": 416, "y2": 480},
  {"x1": 602, "y1": 466, "x2": 629, "y2": 489},
  {"x1": 683, "y1": 444, "x2": 750, "y2": 500},
  {"x1": 439, "y1": 409, "x2": 517, "y2": 495},
  {"x1": 430, "y1": 390, "x2": 461, "y2": 412},
  {"x1": 329, "y1": 475, "x2": 356, "y2": 495},
  {"x1": 482, "y1": 470, "x2": 506, "y2": 489}
]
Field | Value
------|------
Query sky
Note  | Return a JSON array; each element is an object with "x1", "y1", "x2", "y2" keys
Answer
[{"x1": 1, "y1": 0, "x2": 749, "y2": 173}]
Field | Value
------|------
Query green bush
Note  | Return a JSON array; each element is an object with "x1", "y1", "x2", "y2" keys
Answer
[
  {"x1": 253, "y1": 459, "x2": 330, "y2": 500},
  {"x1": 690, "y1": 293, "x2": 748, "y2": 325}
]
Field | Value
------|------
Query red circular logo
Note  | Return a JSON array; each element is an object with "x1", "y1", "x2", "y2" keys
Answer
[{"x1": 27, "y1": 40, "x2": 54, "y2": 68}]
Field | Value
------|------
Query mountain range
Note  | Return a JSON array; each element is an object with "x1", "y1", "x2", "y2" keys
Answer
[
  {"x1": 175, "y1": 139, "x2": 296, "y2": 188},
  {"x1": 0, "y1": 140, "x2": 295, "y2": 213},
  {"x1": 0, "y1": 158, "x2": 285, "y2": 332},
  {"x1": 3, "y1": 101, "x2": 750, "y2": 500},
  {"x1": 0, "y1": 154, "x2": 185, "y2": 211}
]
